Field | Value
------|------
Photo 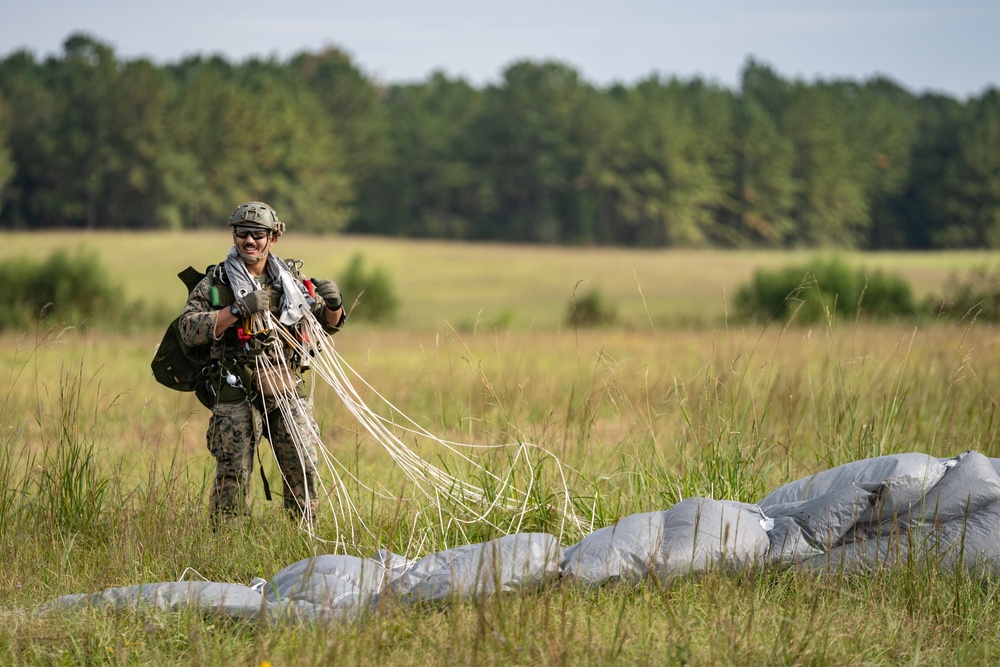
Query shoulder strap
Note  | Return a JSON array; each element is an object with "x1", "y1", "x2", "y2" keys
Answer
[
  {"x1": 179, "y1": 264, "x2": 234, "y2": 306},
  {"x1": 178, "y1": 266, "x2": 207, "y2": 295}
]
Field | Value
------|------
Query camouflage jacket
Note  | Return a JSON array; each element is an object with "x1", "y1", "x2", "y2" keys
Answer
[{"x1": 178, "y1": 266, "x2": 342, "y2": 370}]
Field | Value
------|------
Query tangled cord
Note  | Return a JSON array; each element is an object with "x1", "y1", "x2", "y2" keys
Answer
[{"x1": 251, "y1": 308, "x2": 593, "y2": 550}]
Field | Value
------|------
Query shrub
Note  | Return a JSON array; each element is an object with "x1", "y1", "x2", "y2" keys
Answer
[
  {"x1": 0, "y1": 250, "x2": 126, "y2": 331},
  {"x1": 566, "y1": 286, "x2": 617, "y2": 327},
  {"x1": 933, "y1": 265, "x2": 1000, "y2": 322},
  {"x1": 338, "y1": 253, "x2": 399, "y2": 323},
  {"x1": 734, "y1": 257, "x2": 919, "y2": 324}
]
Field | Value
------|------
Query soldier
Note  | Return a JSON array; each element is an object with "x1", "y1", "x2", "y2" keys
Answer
[{"x1": 178, "y1": 201, "x2": 346, "y2": 525}]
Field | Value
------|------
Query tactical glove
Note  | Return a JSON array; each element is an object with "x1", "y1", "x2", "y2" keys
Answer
[
  {"x1": 313, "y1": 279, "x2": 343, "y2": 311},
  {"x1": 233, "y1": 289, "x2": 270, "y2": 318}
]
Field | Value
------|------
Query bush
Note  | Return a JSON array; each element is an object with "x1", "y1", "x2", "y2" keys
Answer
[
  {"x1": 0, "y1": 250, "x2": 126, "y2": 331},
  {"x1": 934, "y1": 265, "x2": 1000, "y2": 322},
  {"x1": 734, "y1": 257, "x2": 919, "y2": 324},
  {"x1": 338, "y1": 253, "x2": 399, "y2": 323},
  {"x1": 566, "y1": 286, "x2": 617, "y2": 327}
]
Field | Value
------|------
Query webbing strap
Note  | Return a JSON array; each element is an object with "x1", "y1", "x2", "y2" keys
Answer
[
  {"x1": 250, "y1": 406, "x2": 273, "y2": 502},
  {"x1": 259, "y1": 463, "x2": 272, "y2": 501}
]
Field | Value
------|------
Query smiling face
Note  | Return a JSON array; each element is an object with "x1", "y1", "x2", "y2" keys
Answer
[{"x1": 233, "y1": 225, "x2": 277, "y2": 268}]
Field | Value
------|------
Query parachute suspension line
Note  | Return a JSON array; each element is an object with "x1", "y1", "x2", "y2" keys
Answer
[
  {"x1": 251, "y1": 336, "x2": 369, "y2": 548},
  {"x1": 298, "y1": 310, "x2": 588, "y2": 536},
  {"x1": 253, "y1": 307, "x2": 588, "y2": 548},
  {"x1": 309, "y1": 339, "x2": 546, "y2": 525},
  {"x1": 304, "y1": 333, "x2": 589, "y2": 536}
]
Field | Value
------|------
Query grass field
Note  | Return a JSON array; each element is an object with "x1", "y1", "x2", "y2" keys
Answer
[
  {"x1": 3, "y1": 233, "x2": 1000, "y2": 664},
  {"x1": 3, "y1": 231, "x2": 997, "y2": 329}
]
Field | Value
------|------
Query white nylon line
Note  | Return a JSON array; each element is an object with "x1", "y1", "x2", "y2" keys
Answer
[
  {"x1": 254, "y1": 339, "x2": 366, "y2": 543},
  {"x1": 248, "y1": 307, "x2": 590, "y2": 549},
  {"x1": 304, "y1": 326, "x2": 581, "y2": 536},
  {"x1": 310, "y1": 338, "x2": 590, "y2": 531}
]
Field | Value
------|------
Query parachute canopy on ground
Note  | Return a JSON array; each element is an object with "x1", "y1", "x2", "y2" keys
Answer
[{"x1": 41, "y1": 450, "x2": 1000, "y2": 622}]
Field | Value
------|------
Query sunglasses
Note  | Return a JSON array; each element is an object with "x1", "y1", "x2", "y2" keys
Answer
[{"x1": 234, "y1": 228, "x2": 269, "y2": 240}]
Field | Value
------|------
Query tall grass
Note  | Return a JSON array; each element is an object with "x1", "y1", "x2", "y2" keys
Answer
[
  {"x1": 2, "y1": 237, "x2": 997, "y2": 664},
  {"x1": 4, "y1": 310, "x2": 1000, "y2": 662}
]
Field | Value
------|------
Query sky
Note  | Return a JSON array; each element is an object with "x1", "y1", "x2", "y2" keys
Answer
[{"x1": 2, "y1": 0, "x2": 998, "y2": 99}]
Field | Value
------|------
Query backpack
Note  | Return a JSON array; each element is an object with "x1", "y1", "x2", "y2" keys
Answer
[{"x1": 150, "y1": 266, "x2": 215, "y2": 408}]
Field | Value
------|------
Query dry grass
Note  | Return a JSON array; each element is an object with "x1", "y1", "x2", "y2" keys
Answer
[
  {"x1": 2, "y1": 231, "x2": 995, "y2": 329},
  {"x1": 4, "y1": 235, "x2": 1000, "y2": 664}
]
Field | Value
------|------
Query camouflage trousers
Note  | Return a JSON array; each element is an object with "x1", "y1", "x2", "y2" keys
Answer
[{"x1": 206, "y1": 396, "x2": 320, "y2": 523}]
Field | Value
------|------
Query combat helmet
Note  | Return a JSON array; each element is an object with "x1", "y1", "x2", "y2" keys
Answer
[{"x1": 229, "y1": 201, "x2": 285, "y2": 236}]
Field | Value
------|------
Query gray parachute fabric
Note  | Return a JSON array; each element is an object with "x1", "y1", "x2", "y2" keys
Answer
[
  {"x1": 263, "y1": 553, "x2": 392, "y2": 622},
  {"x1": 758, "y1": 452, "x2": 948, "y2": 515},
  {"x1": 560, "y1": 500, "x2": 770, "y2": 586},
  {"x1": 385, "y1": 533, "x2": 561, "y2": 604},
  {"x1": 891, "y1": 451, "x2": 1000, "y2": 571},
  {"x1": 37, "y1": 450, "x2": 1000, "y2": 622},
  {"x1": 829, "y1": 452, "x2": 1000, "y2": 573},
  {"x1": 656, "y1": 498, "x2": 771, "y2": 577},
  {"x1": 40, "y1": 582, "x2": 263, "y2": 620},
  {"x1": 560, "y1": 511, "x2": 664, "y2": 587},
  {"x1": 765, "y1": 481, "x2": 882, "y2": 563}
]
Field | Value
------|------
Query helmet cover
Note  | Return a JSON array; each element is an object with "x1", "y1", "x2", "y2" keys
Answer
[{"x1": 228, "y1": 201, "x2": 285, "y2": 236}]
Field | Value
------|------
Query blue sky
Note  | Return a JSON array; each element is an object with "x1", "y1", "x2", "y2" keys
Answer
[{"x1": 2, "y1": 0, "x2": 997, "y2": 98}]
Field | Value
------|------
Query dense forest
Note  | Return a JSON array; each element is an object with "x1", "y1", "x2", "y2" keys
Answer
[{"x1": 0, "y1": 33, "x2": 998, "y2": 249}]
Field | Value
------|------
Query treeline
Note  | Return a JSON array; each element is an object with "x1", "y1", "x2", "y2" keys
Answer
[{"x1": 1, "y1": 33, "x2": 999, "y2": 249}]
